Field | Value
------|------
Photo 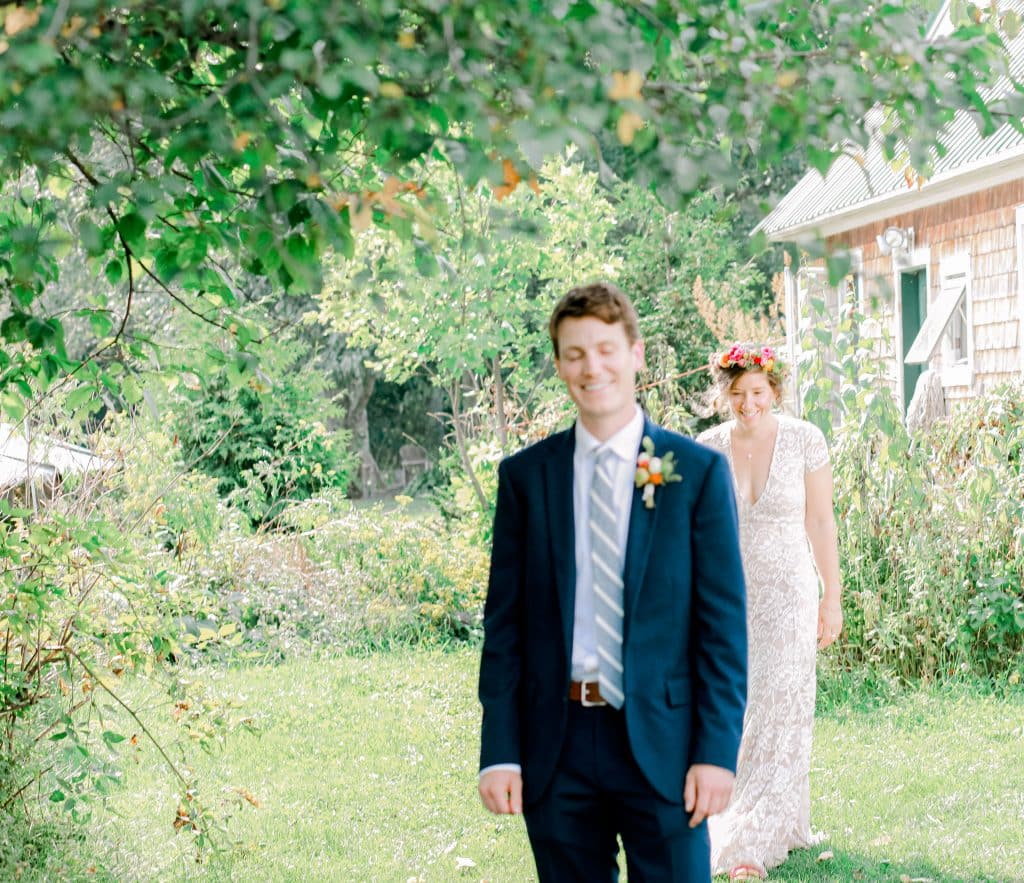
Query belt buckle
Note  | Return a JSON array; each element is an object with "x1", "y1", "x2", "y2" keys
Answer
[{"x1": 579, "y1": 679, "x2": 607, "y2": 707}]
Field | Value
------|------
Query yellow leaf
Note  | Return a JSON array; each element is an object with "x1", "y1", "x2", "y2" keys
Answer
[
  {"x1": 379, "y1": 82, "x2": 404, "y2": 99},
  {"x1": 398, "y1": 29, "x2": 416, "y2": 49},
  {"x1": 233, "y1": 132, "x2": 253, "y2": 151},
  {"x1": 609, "y1": 69, "x2": 644, "y2": 102},
  {"x1": 305, "y1": 172, "x2": 323, "y2": 190},
  {"x1": 234, "y1": 786, "x2": 262, "y2": 808},
  {"x1": 616, "y1": 111, "x2": 644, "y2": 146},
  {"x1": 775, "y1": 70, "x2": 799, "y2": 89},
  {"x1": 61, "y1": 15, "x2": 86, "y2": 38},
  {"x1": 46, "y1": 175, "x2": 73, "y2": 199},
  {"x1": 4, "y1": 6, "x2": 40, "y2": 37},
  {"x1": 491, "y1": 159, "x2": 521, "y2": 201},
  {"x1": 348, "y1": 199, "x2": 373, "y2": 233}
]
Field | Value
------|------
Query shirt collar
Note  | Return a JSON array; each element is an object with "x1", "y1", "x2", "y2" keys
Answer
[{"x1": 574, "y1": 405, "x2": 645, "y2": 464}]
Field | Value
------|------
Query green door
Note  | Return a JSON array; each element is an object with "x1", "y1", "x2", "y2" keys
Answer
[{"x1": 901, "y1": 270, "x2": 926, "y2": 412}]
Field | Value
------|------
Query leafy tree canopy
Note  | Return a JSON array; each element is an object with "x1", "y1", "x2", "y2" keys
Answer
[{"x1": 0, "y1": 0, "x2": 1018, "y2": 411}]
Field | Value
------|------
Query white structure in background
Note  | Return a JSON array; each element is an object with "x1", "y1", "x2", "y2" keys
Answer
[{"x1": 0, "y1": 422, "x2": 109, "y2": 509}]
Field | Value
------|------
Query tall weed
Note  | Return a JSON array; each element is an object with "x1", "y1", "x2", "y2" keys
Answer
[{"x1": 800, "y1": 292, "x2": 1024, "y2": 688}]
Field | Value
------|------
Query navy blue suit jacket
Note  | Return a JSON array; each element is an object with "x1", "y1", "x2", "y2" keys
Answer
[{"x1": 478, "y1": 417, "x2": 748, "y2": 806}]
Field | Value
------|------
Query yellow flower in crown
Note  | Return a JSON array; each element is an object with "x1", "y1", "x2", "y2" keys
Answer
[{"x1": 634, "y1": 436, "x2": 682, "y2": 509}]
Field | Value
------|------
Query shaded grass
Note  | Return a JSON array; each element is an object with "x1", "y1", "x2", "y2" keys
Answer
[{"x1": 82, "y1": 650, "x2": 1023, "y2": 881}]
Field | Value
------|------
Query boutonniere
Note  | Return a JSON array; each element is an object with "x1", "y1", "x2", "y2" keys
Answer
[{"x1": 634, "y1": 435, "x2": 683, "y2": 509}]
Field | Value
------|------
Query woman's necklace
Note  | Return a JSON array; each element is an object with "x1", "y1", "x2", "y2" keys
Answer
[{"x1": 733, "y1": 426, "x2": 773, "y2": 461}]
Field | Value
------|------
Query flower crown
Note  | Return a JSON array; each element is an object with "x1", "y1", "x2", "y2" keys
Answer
[{"x1": 716, "y1": 343, "x2": 783, "y2": 375}]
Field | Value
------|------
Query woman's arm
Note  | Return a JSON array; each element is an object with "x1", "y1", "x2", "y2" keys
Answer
[{"x1": 805, "y1": 463, "x2": 843, "y2": 650}]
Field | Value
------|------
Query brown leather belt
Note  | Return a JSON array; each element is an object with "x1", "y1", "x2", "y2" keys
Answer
[{"x1": 569, "y1": 679, "x2": 608, "y2": 706}]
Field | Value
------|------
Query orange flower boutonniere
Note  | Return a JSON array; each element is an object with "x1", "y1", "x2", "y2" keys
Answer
[{"x1": 634, "y1": 435, "x2": 683, "y2": 509}]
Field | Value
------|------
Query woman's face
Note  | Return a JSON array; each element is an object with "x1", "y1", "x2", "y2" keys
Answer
[{"x1": 727, "y1": 371, "x2": 777, "y2": 429}]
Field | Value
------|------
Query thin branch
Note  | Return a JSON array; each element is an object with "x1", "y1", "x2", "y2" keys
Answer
[
  {"x1": 636, "y1": 363, "x2": 709, "y2": 392},
  {"x1": 42, "y1": 0, "x2": 72, "y2": 41},
  {"x1": 66, "y1": 649, "x2": 191, "y2": 790},
  {"x1": 0, "y1": 765, "x2": 54, "y2": 813}
]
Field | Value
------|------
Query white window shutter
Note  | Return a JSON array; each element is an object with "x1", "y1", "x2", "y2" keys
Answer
[{"x1": 904, "y1": 253, "x2": 970, "y2": 365}]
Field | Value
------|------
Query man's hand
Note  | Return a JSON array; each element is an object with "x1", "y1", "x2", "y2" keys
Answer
[
  {"x1": 683, "y1": 763, "x2": 735, "y2": 828},
  {"x1": 478, "y1": 769, "x2": 523, "y2": 815}
]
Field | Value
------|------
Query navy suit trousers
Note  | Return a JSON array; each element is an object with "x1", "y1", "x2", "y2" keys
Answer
[{"x1": 523, "y1": 703, "x2": 711, "y2": 883}]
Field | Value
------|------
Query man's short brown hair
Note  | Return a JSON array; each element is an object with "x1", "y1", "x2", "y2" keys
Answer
[{"x1": 548, "y1": 282, "x2": 641, "y2": 358}]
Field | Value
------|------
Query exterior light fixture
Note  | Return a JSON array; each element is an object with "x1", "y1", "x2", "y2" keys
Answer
[{"x1": 876, "y1": 225, "x2": 913, "y2": 256}]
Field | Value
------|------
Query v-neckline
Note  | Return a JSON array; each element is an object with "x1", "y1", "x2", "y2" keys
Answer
[{"x1": 727, "y1": 418, "x2": 781, "y2": 508}]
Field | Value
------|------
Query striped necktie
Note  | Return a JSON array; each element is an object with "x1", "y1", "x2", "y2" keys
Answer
[{"x1": 590, "y1": 447, "x2": 625, "y2": 709}]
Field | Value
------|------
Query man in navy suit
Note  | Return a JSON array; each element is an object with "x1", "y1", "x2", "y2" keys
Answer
[{"x1": 478, "y1": 282, "x2": 747, "y2": 881}]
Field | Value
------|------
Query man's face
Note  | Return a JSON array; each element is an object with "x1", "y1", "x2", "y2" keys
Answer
[{"x1": 554, "y1": 315, "x2": 644, "y2": 438}]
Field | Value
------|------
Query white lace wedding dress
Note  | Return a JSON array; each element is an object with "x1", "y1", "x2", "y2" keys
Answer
[{"x1": 697, "y1": 415, "x2": 829, "y2": 874}]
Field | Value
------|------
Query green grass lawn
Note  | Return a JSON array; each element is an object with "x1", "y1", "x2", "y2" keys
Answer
[{"x1": 84, "y1": 649, "x2": 1022, "y2": 882}]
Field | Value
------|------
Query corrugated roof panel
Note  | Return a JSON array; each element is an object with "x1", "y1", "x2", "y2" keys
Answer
[{"x1": 760, "y1": 0, "x2": 1024, "y2": 238}]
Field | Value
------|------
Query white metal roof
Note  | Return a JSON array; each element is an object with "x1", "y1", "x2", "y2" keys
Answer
[
  {"x1": 0, "y1": 422, "x2": 107, "y2": 492},
  {"x1": 758, "y1": 0, "x2": 1024, "y2": 241}
]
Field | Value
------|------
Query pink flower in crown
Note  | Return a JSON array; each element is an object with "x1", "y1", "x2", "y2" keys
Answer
[{"x1": 717, "y1": 343, "x2": 783, "y2": 375}]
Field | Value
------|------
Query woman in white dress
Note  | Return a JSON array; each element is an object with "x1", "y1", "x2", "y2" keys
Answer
[{"x1": 697, "y1": 343, "x2": 843, "y2": 880}]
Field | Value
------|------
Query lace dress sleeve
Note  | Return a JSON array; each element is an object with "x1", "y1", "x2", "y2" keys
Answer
[
  {"x1": 696, "y1": 423, "x2": 725, "y2": 451},
  {"x1": 802, "y1": 420, "x2": 830, "y2": 474}
]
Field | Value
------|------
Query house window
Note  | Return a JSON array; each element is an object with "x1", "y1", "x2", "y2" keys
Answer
[{"x1": 904, "y1": 253, "x2": 972, "y2": 387}]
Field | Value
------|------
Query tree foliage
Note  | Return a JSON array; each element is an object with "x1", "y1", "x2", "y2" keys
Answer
[
  {"x1": 0, "y1": 0, "x2": 1018, "y2": 410},
  {"x1": 323, "y1": 153, "x2": 622, "y2": 506},
  {"x1": 170, "y1": 333, "x2": 354, "y2": 525}
]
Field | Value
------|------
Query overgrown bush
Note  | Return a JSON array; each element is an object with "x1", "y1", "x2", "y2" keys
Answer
[
  {"x1": 282, "y1": 492, "x2": 489, "y2": 651},
  {"x1": 118, "y1": 485, "x2": 490, "y2": 664},
  {"x1": 799, "y1": 292, "x2": 1024, "y2": 689},
  {"x1": 0, "y1": 408, "x2": 255, "y2": 866},
  {"x1": 171, "y1": 335, "x2": 355, "y2": 526}
]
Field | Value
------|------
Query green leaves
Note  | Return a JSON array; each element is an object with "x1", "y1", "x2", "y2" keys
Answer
[
  {"x1": 79, "y1": 218, "x2": 106, "y2": 257},
  {"x1": 115, "y1": 213, "x2": 147, "y2": 253}
]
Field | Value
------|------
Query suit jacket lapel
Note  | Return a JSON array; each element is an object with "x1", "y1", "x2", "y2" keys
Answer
[
  {"x1": 543, "y1": 427, "x2": 577, "y2": 663},
  {"x1": 623, "y1": 418, "x2": 662, "y2": 626}
]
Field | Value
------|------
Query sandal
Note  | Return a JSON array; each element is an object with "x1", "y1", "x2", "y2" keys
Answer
[{"x1": 729, "y1": 865, "x2": 766, "y2": 880}]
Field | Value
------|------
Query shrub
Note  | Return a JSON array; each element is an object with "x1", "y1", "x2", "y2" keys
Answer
[
  {"x1": 171, "y1": 335, "x2": 355, "y2": 526},
  {"x1": 799, "y1": 294, "x2": 1024, "y2": 687},
  {"x1": 0, "y1": 408, "x2": 259, "y2": 862},
  {"x1": 282, "y1": 492, "x2": 489, "y2": 651}
]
